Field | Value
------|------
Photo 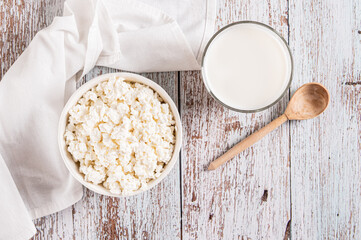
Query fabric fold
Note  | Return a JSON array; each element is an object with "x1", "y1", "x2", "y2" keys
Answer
[
  {"x1": 99, "y1": 0, "x2": 201, "y2": 71},
  {"x1": 0, "y1": 154, "x2": 37, "y2": 240}
]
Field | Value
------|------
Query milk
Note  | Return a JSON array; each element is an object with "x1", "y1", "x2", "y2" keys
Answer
[{"x1": 202, "y1": 23, "x2": 292, "y2": 111}]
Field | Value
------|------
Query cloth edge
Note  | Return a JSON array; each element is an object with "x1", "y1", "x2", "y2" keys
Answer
[
  {"x1": 30, "y1": 186, "x2": 83, "y2": 219},
  {"x1": 2, "y1": 226, "x2": 37, "y2": 240}
]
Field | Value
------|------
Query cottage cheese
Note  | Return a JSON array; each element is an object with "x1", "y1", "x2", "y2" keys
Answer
[{"x1": 65, "y1": 76, "x2": 176, "y2": 194}]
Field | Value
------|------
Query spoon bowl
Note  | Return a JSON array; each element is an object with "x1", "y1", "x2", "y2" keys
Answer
[{"x1": 285, "y1": 83, "x2": 330, "y2": 120}]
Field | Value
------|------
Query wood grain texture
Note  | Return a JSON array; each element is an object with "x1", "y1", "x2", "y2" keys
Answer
[
  {"x1": 180, "y1": 1, "x2": 291, "y2": 239},
  {"x1": 209, "y1": 114, "x2": 289, "y2": 170},
  {"x1": 1, "y1": 0, "x2": 360, "y2": 239},
  {"x1": 289, "y1": 0, "x2": 361, "y2": 239},
  {"x1": 0, "y1": 0, "x2": 64, "y2": 76}
]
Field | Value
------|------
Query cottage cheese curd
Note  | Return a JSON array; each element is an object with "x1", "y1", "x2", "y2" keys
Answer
[{"x1": 64, "y1": 76, "x2": 176, "y2": 194}]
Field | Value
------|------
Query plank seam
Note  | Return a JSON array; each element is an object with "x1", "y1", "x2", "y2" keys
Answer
[
  {"x1": 287, "y1": 1, "x2": 293, "y2": 239},
  {"x1": 178, "y1": 71, "x2": 183, "y2": 240}
]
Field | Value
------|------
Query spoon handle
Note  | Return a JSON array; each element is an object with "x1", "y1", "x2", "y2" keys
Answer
[{"x1": 208, "y1": 114, "x2": 288, "y2": 170}]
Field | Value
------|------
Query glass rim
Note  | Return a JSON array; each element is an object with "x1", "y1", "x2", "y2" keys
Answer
[{"x1": 201, "y1": 20, "x2": 294, "y2": 113}]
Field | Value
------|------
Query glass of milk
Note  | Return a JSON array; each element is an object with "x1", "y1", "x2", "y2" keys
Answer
[{"x1": 202, "y1": 21, "x2": 293, "y2": 112}]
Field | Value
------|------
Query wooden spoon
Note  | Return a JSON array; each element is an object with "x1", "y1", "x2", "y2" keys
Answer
[{"x1": 208, "y1": 82, "x2": 330, "y2": 170}]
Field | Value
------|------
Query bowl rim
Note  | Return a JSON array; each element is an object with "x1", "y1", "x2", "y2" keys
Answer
[
  {"x1": 201, "y1": 20, "x2": 294, "y2": 113},
  {"x1": 58, "y1": 72, "x2": 182, "y2": 197}
]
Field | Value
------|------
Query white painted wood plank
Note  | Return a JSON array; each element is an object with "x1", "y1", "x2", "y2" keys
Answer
[
  {"x1": 180, "y1": 1, "x2": 291, "y2": 239},
  {"x1": 289, "y1": 0, "x2": 361, "y2": 238}
]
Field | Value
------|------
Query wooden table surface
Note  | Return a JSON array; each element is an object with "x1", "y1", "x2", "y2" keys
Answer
[{"x1": 1, "y1": 0, "x2": 360, "y2": 239}]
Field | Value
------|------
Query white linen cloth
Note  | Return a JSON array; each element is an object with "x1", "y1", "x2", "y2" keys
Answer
[
  {"x1": 0, "y1": 155, "x2": 36, "y2": 240},
  {"x1": 0, "y1": 0, "x2": 216, "y2": 239}
]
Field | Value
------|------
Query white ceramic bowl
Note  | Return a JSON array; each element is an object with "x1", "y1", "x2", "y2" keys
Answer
[{"x1": 58, "y1": 72, "x2": 182, "y2": 197}]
